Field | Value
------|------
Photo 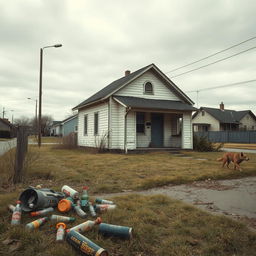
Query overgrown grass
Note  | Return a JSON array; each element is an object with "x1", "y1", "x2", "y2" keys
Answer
[
  {"x1": 6, "y1": 145, "x2": 254, "y2": 194},
  {"x1": 0, "y1": 194, "x2": 255, "y2": 256}
]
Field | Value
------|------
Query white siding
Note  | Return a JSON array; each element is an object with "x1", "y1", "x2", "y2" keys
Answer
[
  {"x1": 192, "y1": 110, "x2": 220, "y2": 131},
  {"x1": 182, "y1": 113, "x2": 193, "y2": 149},
  {"x1": 239, "y1": 114, "x2": 256, "y2": 130},
  {"x1": 110, "y1": 100, "x2": 125, "y2": 149},
  {"x1": 114, "y1": 71, "x2": 180, "y2": 101},
  {"x1": 126, "y1": 111, "x2": 136, "y2": 150},
  {"x1": 78, "y1": 102, "x2": 108, "y2": 148}
]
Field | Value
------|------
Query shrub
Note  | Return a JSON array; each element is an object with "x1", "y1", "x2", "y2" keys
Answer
[{"x1": 193, "y1": 135, "x2": 223, "y2": 152}]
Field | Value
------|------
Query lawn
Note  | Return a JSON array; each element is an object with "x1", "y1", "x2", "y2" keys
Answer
[
  {"x1": 0, "y1": 145, "x2": 256, "y2": 255},
  {"x1": 8, "y1": 145, "x2": 255, "y2": 194}
]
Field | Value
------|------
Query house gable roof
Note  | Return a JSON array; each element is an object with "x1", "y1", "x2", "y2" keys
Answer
[
  {"x1": 193, "y1": 107, "x2": 256, "y2": 124},
  {"x1": 0, "y1": 118, "x2": 15, "y2": 129},
  {"x1": 73, "y1": 63, "x2": 194, "y2": 110}
]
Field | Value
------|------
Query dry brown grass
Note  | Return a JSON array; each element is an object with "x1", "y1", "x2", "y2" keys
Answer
[{"x1": 7, "y1": 145, "x2": 254, "y2": 194}]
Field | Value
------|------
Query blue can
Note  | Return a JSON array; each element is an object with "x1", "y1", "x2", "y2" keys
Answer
[
  {"x1": 98, "y1": 223, "x2": 132, "y2": 240},
  {"x1": 66, "y1": 229, "x2": 108, "y2": 256}
]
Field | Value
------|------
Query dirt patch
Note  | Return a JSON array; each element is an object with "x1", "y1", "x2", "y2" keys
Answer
[{"x1": 189, "y1": 179, "x2": 238, "y2": 191}]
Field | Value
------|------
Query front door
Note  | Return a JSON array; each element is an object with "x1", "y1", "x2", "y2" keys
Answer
[{"x1": 151, "y1": 113, "x2": 164, "y2": 147}]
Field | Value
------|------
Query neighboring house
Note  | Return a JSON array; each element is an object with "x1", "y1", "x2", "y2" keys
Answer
[
  {"x1": 62, "y1": 114, "x2": 78, "y2": 137},
  {"x1": 73, "y1": 63, "x2": 196, "y2": 152},
  {"x1": 0, "y1": 118, "x2": 16, "y2": 138},
  {"x1": 50, "y1": 121, "x2": 63, "y2": 136},
  {"x1": 192, "y1": 102, "x2": 256, "y2": 131}
]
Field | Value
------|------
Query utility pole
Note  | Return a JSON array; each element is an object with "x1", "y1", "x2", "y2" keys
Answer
[{"x1": 2, "y1": 107, "x2": 6, "y2": 118}]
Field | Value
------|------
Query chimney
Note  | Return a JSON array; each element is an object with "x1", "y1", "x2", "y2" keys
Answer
[
  {"x1": 220, "y1": 102, "x2": 224, "y2": 111},
  {"x1": 125, "y1": 70, "x2": 131, "y2": 76}
]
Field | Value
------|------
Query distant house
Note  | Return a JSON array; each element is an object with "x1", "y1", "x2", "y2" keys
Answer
[
  {"x1": 50, "y1": 121, "x2": 62, "y2": 136},
  {"x1": 0, "y1": 118, "x2": 16, "y2": 138},
  {"x1": 73, "y1": 63, "x2": 196, "y2": 151},
  {"x1": 192, "y1": 102, "x2": 256, "y2": 131},
  {"x1": 62, "y1": 114, "x2": 78, "y2": 137}
]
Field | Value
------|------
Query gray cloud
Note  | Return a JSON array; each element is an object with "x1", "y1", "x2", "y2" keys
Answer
[{"x1": 0, "y1": 0, "x2": 256, "y2": 121}]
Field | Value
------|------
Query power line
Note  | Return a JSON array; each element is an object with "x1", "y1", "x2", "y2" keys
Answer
[
  {"x1": 166, "y1": 36, "x2": 256, "y2": 74},
  {"x1": 185, "y1": 79, "x2": 256, "y2": 93},
  {"x1": 169, "y1": 46, "x2": 256, "y2": 79}
]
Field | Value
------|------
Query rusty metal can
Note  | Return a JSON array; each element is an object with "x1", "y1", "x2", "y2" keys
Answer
[
  {"x1": 66, "y1": 229, "x2": 108, "y2": 256},
  {"x1": 98, "y1": 223, "x2": 133, "y2": 239}
]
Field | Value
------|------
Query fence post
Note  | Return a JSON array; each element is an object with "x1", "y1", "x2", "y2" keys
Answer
[{"x1": 13, "y1": 126, "x2": 28, "y2": 184}]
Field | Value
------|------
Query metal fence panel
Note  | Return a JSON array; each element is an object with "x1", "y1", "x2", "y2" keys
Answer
[{"x1": 194, "y1": 131, "x2": 256, "y2": 143}]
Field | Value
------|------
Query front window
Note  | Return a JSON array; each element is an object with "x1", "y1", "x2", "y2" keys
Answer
[
  {"x1": 84, "y1": 115, "x2": 88, "y2": 135},
  {"x1": 136, "y1": 112, "x2": 145, "y2": 133},
  {"x1": 94, "y1": 112, "x2": 99, "y2": 135}
]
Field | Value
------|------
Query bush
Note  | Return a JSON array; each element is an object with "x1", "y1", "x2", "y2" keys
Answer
[{"x1": 193, "y1": 135, "x2": 223, "y2": 152}]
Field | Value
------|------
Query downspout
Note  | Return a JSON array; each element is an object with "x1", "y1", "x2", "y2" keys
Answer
[{"x1": 124, "y1": 107, "x2": 131, "y2": 154}]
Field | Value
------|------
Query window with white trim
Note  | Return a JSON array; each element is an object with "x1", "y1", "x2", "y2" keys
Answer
[{"x1": 144, "y1": 81, "x2": 153, "y2": 95}]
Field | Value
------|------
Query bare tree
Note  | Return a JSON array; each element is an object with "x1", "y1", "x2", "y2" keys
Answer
[
  {"x1": 14, "y1": 116, "x2": 31, "y2": 127},
  {"x1": 41, "y1": 115, "x2": 53, "y2": 136}
]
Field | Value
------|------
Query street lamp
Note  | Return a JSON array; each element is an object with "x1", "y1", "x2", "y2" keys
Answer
[
  {"x1": 38, "y1": 44, "x2": 62, "y2": 147},
  {"x1": 27, "y1": 97, "x2": 38, "y2": 135}
]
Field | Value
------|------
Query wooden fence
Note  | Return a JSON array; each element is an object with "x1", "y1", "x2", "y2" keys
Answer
[{"x1": 194, "y1": 131, "x2": 256, "y2": 143}]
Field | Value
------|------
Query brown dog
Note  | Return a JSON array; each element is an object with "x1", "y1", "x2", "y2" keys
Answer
[{"x1": 217, "y1": 152, "x2": 249, "y2": 171}]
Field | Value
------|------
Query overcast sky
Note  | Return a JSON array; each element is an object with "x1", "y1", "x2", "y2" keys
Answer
[{"x1": 1, "y1": 0, "x2": 255, "y2": 122}]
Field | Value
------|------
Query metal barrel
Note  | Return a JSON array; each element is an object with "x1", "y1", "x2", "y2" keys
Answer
[
  {"x1": 19, "y1": 187, "x2": 65, "y2": 212},
  {"x1": 98, "y1": 223, "x2": 133, "y2": 240},
  {"x1": 50, "y1": 215, "x2": 76, "y2": 223},
  {"x1": 25, "y1": 217, "x2": 49, "y2": 229},
  {"x1": 61, "y1": 185, "x2": 79, "y2": 199},
  {"x1": 66, "y1": 229, "x2": 108, "y2": 256},
  {"x1": 30, "y1": 207, "x2": 54, "y2": 217},
  {"x1": 95, "y1": 198, "x2": 114, "y2": 205}
]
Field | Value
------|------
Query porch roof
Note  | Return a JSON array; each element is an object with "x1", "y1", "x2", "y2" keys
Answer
[{"x1": 113, "y1": 96, "x2": 197, "y2": 111}]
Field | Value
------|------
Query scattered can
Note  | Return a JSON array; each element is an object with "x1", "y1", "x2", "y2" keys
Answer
[
  {"x1": 30, "y1": 207, "x2": 54, "y2": 217},
  {"x1": 51, "y1": 214, "x2": 76, "y2": 223},
  {"x1": 11, "y1": 201, "x2": 22, "y2": 225},
  {"x1": 8, "y1": 204, "x2": 15, "y2": 212},
  {"x1": 98, "y1": 223, "x2": 133, "y2": 240},
  {"x1": 89, "y1": 202, "x2": 96, "y2": 217},
  {"x1": 74, "y1": 201, "x2": 87, "y2": 218},
  {"x1": 94, "y1": 204, "x2": 116, "y2": 213},
  {"x1": 95, "y1": 198, "x2": 114, "y2": 205},
  {"x1": 66, "y1": 229, "x2": 108, "y2": 256},
  {"x1": 25, "y1": 217, "x2": 49, "y2": 229},
  {"x1": 58, "y1": 199, "x2": 73, "y2": 213},
  {"x1": 70, "y1": 217, "x2": 102, "y2": 233},
  {"x1": 56, "y1": 222, "x2": 66, "y2": 242},
  {"x1": 61, "y1": 185, "x2": 79, "y2": 199}
]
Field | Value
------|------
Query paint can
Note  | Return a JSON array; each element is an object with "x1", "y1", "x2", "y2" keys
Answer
[
  {"x1": 94, "y1": 204, "x2": 116, "y2": 213},
  {"x1": 95, "y1": 198, "x2": 114, "y2": 205},
  {"x1": 98, "y1": 223, "x2": 133, "y2": 239},
  {"x1": 61, "y1": 185, "x2": 79, "y2": 199},
  {"x1": 50, "y1": 215, "x2": 76, "y2": 223},
  {"x1": 19, "y1": 187, "x2": 65, "y2": 212},
  {"x1": 25, "y1": 217, "x2": 49, "y2": 229},
  {"x1": 30, "y1": 207, "x2": 54, "y2": 217},
  {"x1": 70, "y1": 217, "x2": 102, "y2": 233},
  {"x1": 66, "y1": 229, "x2": 108, "y2": 256},
  {"x1": 56, "y1": 222, "x2": 66, "y2": 242}
]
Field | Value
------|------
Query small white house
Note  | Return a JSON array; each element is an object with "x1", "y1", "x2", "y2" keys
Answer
[{"x1": 73, "y1": 64, "x2": 196, "y2": 152}]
